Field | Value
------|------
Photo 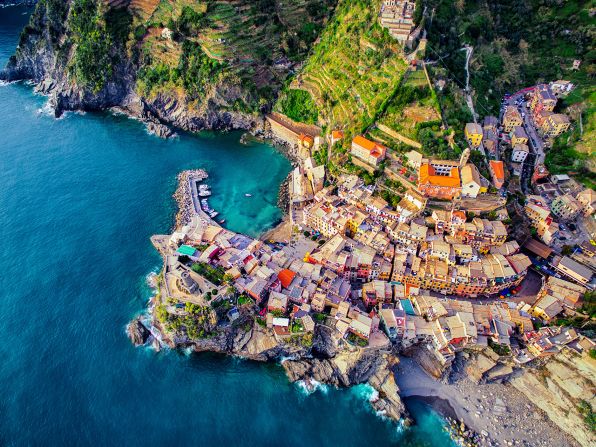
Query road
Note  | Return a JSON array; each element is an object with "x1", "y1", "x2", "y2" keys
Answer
[{"x1": 501, "y1": 87, "x2": 545, "y2": 194}]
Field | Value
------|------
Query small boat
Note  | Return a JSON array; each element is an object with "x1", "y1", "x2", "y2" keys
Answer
[
  {"x1": 245, "y1": 193, "x2": 252, "y2": 197},
  {"x1": 210, "y1": 211, "x2": 219, "y2": 218},
  {"x1": 219, "y1": 219, "x2": 226, "y2": 224}
]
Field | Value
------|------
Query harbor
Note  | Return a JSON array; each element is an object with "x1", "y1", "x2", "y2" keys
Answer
[{"x1": 174, "y1": 169, "x2": 224, "y2": 228}]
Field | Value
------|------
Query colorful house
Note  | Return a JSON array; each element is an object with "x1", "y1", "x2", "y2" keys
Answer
[
  {"x1": 417, "y1": 161, "x2": 461, "y2": 200},
  {"x1": 350, "y1": 135, "x2": 387, "y2": 168},
  {"x1": 464, "y1": 123, "x2": 483, "y2": 148},
  {"x1": 489, "y1": 160, "x2": 505, "y2": 189}
]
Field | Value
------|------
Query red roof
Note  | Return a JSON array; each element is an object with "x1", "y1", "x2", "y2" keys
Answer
[
  {"x1": 278, "y1": 269, "x2": 296, "y2": 289},
  {"x1": 490, "y1": 160, "x2": 505, "y2": 181}
]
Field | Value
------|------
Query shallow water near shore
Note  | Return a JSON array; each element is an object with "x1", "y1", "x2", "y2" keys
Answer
[{"x1": 0, "y1": 6, "x2": 455, "y2": 446}]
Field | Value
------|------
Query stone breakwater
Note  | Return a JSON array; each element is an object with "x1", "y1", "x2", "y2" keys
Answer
[{"x1": 172, "y1": 169, "x2": 208, "y2": 228}]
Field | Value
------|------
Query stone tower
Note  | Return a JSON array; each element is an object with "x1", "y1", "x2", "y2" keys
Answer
[{"x1": 459, "y1": 147, "x2": 471, "y2": 168}]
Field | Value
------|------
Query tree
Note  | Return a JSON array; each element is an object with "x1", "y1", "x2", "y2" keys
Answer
[{"x1": 561, "y1": 245, "x2": 573, "y2": 255}]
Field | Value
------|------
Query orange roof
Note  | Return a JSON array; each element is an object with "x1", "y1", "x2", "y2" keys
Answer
[
  {"x1": 278, "y1": 269, "x2": 296, "y2": 289},
  {"x1": 490, "y1": 160, "x2": 505, "y2": 181},
  {"x1": 299, "y1": 134, "x2": 314, "y2": 147},
  {"x1": 452, "y1": 210, "x2": 466, "y2": 221},
  {"x1": 418, "y1": 163, "x2": 461, "y2": 187},
  {"x1": 332, "y1": 130, "x2": 344, "y2": 139},
  {"x1": 353, "y1": 135, "x2": 387, "y2": 153}
]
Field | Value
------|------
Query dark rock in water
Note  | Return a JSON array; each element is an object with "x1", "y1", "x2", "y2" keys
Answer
[
  {"x1": 127, "y1": 317, "x2": 150, "y2": 346},
  {"x1": 146, "y1": 121, "x2": 177, "y2": 139}
]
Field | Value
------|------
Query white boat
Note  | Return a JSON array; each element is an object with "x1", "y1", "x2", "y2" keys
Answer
[{"x1": 245, "y1": 193, "x2": 252, "y2": 197}]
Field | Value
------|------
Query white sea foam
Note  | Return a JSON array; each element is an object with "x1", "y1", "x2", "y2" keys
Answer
[
  {"x1": 0, "y1": 80, "x2": 17, "y2": 87},
  {"x1": 146, "y1": 271, "x2": 158, "y2": 289},
  {"x1": 296, "y1": 378, "x2": 329, "y2": 395}
]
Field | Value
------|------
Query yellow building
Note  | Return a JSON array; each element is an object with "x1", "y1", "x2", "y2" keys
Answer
[
  {"x1": 511, "y1": 126, "x2": 528, "y2": 146},
  {"x1": 502, "y1": 106, "x2": 523, "y2": 132},
  {"x1": 464, "y1": 123, "x2": 483, "y2": 148},
  {"x1": 542, "y1": 113, "x2": 570, "y2": 138}
]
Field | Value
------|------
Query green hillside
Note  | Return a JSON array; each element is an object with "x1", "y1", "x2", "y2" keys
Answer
[{"x1": 278, "y1": 0, "x2": 408, "y2": 134}]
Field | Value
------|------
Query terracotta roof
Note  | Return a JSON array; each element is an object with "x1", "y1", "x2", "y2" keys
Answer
[
  {"x1": 490, "y1": 160, "x2": 505, "y2": 181},
  {"x1": 353, "y1": 135, "x2": 387, "y2": 154},
  {"x1": 332, "y1": 130, "x2": 344, "y2": 139},
  {"x1": 452, "y1": 210, "x2": 466, "y2": 221},
  {"x1": 419, "y1": 163, "x2": 460, "y2": 187},
  {"x1": 278, "y1": 269, "x2": 297, "y2": 289}
]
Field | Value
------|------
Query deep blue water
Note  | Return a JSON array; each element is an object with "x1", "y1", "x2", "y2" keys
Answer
[{"x1": 0, "y1": 6, "x2": 455, "y2": 446}]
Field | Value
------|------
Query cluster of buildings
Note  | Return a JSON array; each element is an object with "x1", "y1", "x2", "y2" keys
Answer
[
  {"x1": 525, "y1": 176, "x2": 595, "y2": 246},
  {"x1": 301, "y1": 175, "x2": 531, "y2": 297},
  {"x1": 378, "y1": 0, "x2": 420, "y2": 46}
]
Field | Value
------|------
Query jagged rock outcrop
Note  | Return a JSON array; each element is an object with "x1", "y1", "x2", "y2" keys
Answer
[
  {"x1": 283, "y1": 346, "x2": 405, "y2": 420},
  {"x1": 462, "y1": 348, "x2": 502, "y2": 384},
  {"x1": 404, "y1": 343, "x2": 453, "y2": 379},
  {"x1": 127, "y1": 317, "x2": 150, "y2": 346}
]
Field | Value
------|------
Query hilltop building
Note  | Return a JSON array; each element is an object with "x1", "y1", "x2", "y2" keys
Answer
[
  {"x1": 351, "y1": 136, "x2": 387, "y2": 168},
  {"x1": 379, "y1": 0, "x2": 417, "y2": 45}
]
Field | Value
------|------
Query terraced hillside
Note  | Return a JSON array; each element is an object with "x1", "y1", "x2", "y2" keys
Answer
[
  {"x1": 284, "y1": 0, "x2": 408, "y2": 134},
  {"x1": 134, "y1": 0, "x2": 336, "y2": 112},
  {"x1": 376, "y1": 67, "x2": 441, "y2": 142}
]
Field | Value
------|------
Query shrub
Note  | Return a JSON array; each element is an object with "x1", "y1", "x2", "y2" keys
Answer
[{"x1": 278, "y1": 89, "x2": 319, "y2": 124}]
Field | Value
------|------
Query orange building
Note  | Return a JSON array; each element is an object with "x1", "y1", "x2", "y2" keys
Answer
[
  {"x1": 351, "y1": 136, "x2": 387, "y2": 168},
  {"x1": 417, "y1": 162, "x2": 461, "y2": 200},
  {"x1": 489, "y1": 160, "x2": 505, "y2": 189}
]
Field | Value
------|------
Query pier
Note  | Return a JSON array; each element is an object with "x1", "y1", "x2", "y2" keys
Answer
[{"x1": 174, "y1": 169, "x2": 223, "y2": 229}]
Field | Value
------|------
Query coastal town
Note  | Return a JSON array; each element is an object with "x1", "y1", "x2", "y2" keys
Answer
[
  {"x1": 131, "y1": 77, "x2": 596, "y2": 446},
  {"x1": 1, "y1": 0, "x2": 594, "y2": 445}
]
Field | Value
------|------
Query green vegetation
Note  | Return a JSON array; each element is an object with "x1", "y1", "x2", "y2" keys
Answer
[
  {"x1": 488, "y1": 338, "x2": 511, "y2": 356},
  {"x1": 578, "y1": 400, "x2": 596, "y2": 434},
  {"x1": 291, "y1": 0, "x2": 408, "y2": 134},
  {"x1": 277, "y1": 89, "x2": 319, "y2": 124},
  {"x1": 133, "y1": 0, "x2": 336, "y2": 110},
  {"x1": 191, "y1": 262, "x2": 225, "y2": 285},
  {"x1": 578, "y1": 291, "x2": 596, "y2": 319},
  {"x1": 425, "y1": 0, "x2": 595, "y2": 174},
  {"x1": 157, "y1": 302, "x2": 216, "y2": 339},
  {"x1": 378, "y1": 71, "x2": 442, "y2": 141},
  {"x1": 313, "y1": 313, "x2": 327, "y2": 323},
  {"x1": 347, "y1": 332, "x2": 368, "y2": 347},
  {"x1": 237, "y1": 295, "x2": 254, "y2": 306},
  {"x1": 68, "y1": 0, "x2": 113, "y2": 93}
]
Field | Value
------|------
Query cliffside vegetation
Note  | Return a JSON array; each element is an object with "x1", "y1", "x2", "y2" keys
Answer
[
  {"x1": 286, "y1": 0, "x2": 408, "y2": 134},
  {"x1": 132, "y1": 0, "x2": 336, "y2": 112}
]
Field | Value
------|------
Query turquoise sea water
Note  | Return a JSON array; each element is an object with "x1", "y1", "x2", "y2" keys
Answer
[{"x1": 0, "y1": 7, "x2": 455, "y2": 446}]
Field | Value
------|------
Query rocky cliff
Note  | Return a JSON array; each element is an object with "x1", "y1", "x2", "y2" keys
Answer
[
  {"x1": 510, "y1": 349, "x2": 596, "y2": 447},
  {"x1": 454, "y1": 347, "x2": 596, "y2": 446},
  {"x1": 2, "y1": 0, "x2": 335, "y2": 134},
  {"x1": 145, "y1": 314, "x2": 406, "y2": 422}
]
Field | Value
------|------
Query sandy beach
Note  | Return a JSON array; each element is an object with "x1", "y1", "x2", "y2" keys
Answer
[
  {"x1": 260, "y1": 215, "x2": 292, "y2": 242},
  {"x1": 395, "y1": 357, "x2": 579, "y2": 447}
]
